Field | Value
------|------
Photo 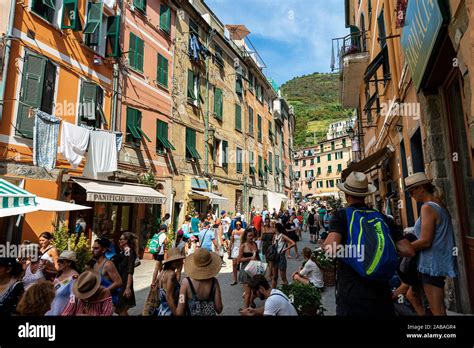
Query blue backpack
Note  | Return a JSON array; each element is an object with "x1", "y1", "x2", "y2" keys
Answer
[{"x1": 342, "y1": 207, "x2": 398, "y2": 281}]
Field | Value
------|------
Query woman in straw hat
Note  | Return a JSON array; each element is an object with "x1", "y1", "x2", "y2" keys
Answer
[
  {"x1": 61, "y1": 270, "x2": 113, "y2": 316},
  {"x1": 154, "y1": 248, "x2": 185, "y2": 316},
  {"x1": 404, "y1": 172, "x2": 458, "y2": 316},
  {"x1": 176, "y1": 249, "x2": 223, "y2": 316},
  {"x1": 46, "y1": 250, "x2": 79, "y2": 316}
]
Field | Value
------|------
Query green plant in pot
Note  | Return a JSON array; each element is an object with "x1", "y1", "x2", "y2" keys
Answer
[
  {"x1": 312, "y1": 247, "x2": 336, "y2": 287},
  {"x1": 279, "y1": 282, "x2": 326, "y2": 316},
  {"x1": 53, "y1": 222, "x2": 92, "y2": 273}
]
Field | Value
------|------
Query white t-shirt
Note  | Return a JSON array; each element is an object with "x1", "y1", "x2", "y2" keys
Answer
[
  {"x1": 221, "y1": 217, "x2": 232, "y2": 233},
  {"x1": 264, "y1": 289, "x2": 298, "y2": 316},
  {"x1": 300, "y1": 259, "x2": 324, "y2": 288}
]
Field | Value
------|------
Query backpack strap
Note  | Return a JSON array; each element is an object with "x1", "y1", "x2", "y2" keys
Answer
[{"x1": 269, "y1": 291, "x2": 291, "y2": 303}]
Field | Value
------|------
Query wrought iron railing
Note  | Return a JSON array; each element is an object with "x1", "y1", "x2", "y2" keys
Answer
[{"x1": 330, "y1": 31, "x2": 368, "y2": 72}]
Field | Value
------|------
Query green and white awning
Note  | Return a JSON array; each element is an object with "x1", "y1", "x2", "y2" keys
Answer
[{"x1": 0, "y1": 179, "x2": 37, "y2": 209}]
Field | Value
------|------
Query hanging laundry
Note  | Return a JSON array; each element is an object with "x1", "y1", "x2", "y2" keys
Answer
[
  {"x1": 58, "y1": 122, "x2": 90, "y2": 168},
  {"x1": 114, "y1": 132, "x2": 123, "y2": 152},
  {"x1": 189, "y1": 33, "x2": 201, "y2": 62},
  {"x1": 33, "y1": 110, "x2": 61, "y2": 171},
  {"x1": 83, "y1": 130, "x2": 118, "y2": 179}
]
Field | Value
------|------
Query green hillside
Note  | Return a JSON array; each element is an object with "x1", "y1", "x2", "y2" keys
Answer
[{"x1": 281, "y1": 72, "x2": 350, "y2": 149}]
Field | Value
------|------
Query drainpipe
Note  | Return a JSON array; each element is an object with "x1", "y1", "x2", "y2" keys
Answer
[
  {"x1": 111, "y1": 63, "x2": 119, "y2": 131},
  {"x1": 0, "y1": 0, "x2": 16, "y2": 122},
  {"x1": 204, "y1": 31, "x2": 210, "y2": 180}
]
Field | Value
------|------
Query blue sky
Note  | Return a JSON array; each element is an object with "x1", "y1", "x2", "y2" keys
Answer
[{"x1": 206, "y1": 0, "x2": 349, "y2": 86}]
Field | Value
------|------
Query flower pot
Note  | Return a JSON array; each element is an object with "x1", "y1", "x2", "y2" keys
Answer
[{"x1": 322, "y1": 266, "x2": 336, "y2": 287}]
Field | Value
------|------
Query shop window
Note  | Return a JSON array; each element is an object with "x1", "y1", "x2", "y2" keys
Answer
[
  {"x1": 16, "y1": 53, "x2": 57, "y2": 138},
  {"x1": 78, "y1": 80, "x2": 106, "y2": 128}
]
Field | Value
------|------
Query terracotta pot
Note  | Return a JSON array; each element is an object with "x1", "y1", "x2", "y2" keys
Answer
[{"x1": 322, "y1": 267, "x2": 336, "y2": 287}]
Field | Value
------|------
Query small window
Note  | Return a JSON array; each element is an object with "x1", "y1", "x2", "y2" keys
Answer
[
  {"x1": 78, "y1": 80, "x2": 106, "y2": 128},
  {"x1": 32, "y1": 0, "x2": 56, "y2": 23},
  {"x1": 84, "y1": 2, "x2": 103, "y2": 47},
  {"x1": 106, "y1": 15, "x2": 121, "y2": 57},
  {"x1": 248, "y1": 107, "x2": 254, "y2": 136},
  {"x1": 187, "y1": 70, "x2": 200, "y2": 106},
  {"x1": 159, "y1": 4, "x2": 171, "y2": 34},
  {"x1": 62, "y1": 0, "x2": 81, "y2": 31},
  {"x1": 156, "y1": 120, "x2": 175, "y2": 154},
  {"x1": 126, "y1": 107, "x2": 151, "y2": 147},
  {"x1": 185, "y1": 127, "x2": 201, "y2": 160},
  {"x1": 133, "y1": 0, "x2": 146, "y2": 15},
  {"x1": 189, "y1": 19, "x2": 199, "y2": 36},
  {"x1": 236, "y1": 147, "x2": 243, "y2": 173},
  {"x1": 235, "y1": 104, "x2": 242, "y2": 131},
  {"x1": 214, "y1": 87, "x2": 223, "y2": 120},
  {"x1": 257, "y1": 114, "x2": 262, "y2": 142},
  {"x1": 214, "y1": 45, "x2": 224, "y2": 68}
]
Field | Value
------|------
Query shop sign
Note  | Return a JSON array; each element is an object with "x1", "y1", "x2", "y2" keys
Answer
[
  {"x1": 87, "y1": 193, "x2": 164, "y2": 204},
  {"x1": 401, "y1": 0, "x2": 448, "y2": 91}
]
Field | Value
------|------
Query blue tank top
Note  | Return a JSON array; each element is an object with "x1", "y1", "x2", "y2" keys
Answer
[{"x1": 414, "y1": 202, "x2": 458, "y2": 277}]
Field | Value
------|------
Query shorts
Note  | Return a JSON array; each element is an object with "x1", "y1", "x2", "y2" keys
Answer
[
  {"x1": 273, "y1": 253, "x2": 287, "y2": 271},
  {"x1": 420, "y1": 273, "x2": 446, "y2": 289},
  {"x1": 309, "y1": 226, "x2": 318, "y2": 235},
  {"x1": 154, "y1": 254, "x2": 165, "y2": 262}
]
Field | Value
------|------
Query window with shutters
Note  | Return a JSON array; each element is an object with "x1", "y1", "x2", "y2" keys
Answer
[
  {"x1": 258, "y1": 156, "x2": 264, "y2": 178},
  {"x1": 222, "y1": 140, "x2": 228, "y2": 168},
  {"x1": 317, "y1": 156, "x2": 321, "y2": 164},
  {"x1": 328, "y1": 165, "x2": 332, "y2": 174},
  {"x1": 78, "y1": 80, "x2": 106, "y2": 128},
  {"x1": 248, "y1": 106, "x2": 254, "y2": 137},
  {"x1": 302, "y1": 160, "x2": 306, "y2": 167},
  {"x1": 156, "y1": 120, "x2": 175, "y2": 154},
  {"x1": 16, "y1": 53, "x2": 57, "y2": 138},
  {"x1": 185, "y1": 127, "x2": 201, "y2": 160},
  {"x1": 187, "y1": 70, "x2": 200, "y2": 106},
  {"x1": 331, "y1": 141, "x2": 335, "y2": 150},
  {"x1": 327, "y1": 154, "x2": 331, "y2": 161},
  {"x1": 275, "y1": 155, "x2": 280, "y2": 175},
  {"x1": 189, "y1": 19, "x2": 199, "y2": 36},
  {"x1": 159, "y1": 4, "x2": 171, "y2": 34},
  {"x1": 342, "y1": 138, "x2": 346, "y2": 147},
  {"x1": 133, "y1": 0, "x2": 146, "y2": 15},
  {"x1": 129, "y1": 33, "x2": 144, "y2": 73},
  {"x1": 32, "y1": 0, "x2": 56, "y2": 23},
  {"x1": 268, "y1": 120, "x2": 273, "y2": 139},
  {"x1": 106, "y1": 15, "x2": 120, "y2": 57},
  {"x1": 248, "y1": 71, "x2": 254, "y2": 92},
  {"x1": 214, "y1": 87, "x2": 223, "y2": 120},
  {"x1": 214, "y1": 45, "x2": 224, "y2": 68},
  {"x1": 213, "y1": 139, "x2": 221, "y2": 165},
  {"x1": 249, "y1": 151, "x2": 256, "y2": 176},
  {"x1": 310, "y1": 159, "x2": 314, "y2": 166},
  {"x1": 257, "y1": 114, "x2": 262, "y2": 142},
  {"x1": 236, "y1": 76, "x2": 243, "y2": 95},
  {"x1": 126, "y1": 107, "x2": 151, "y2": 147},
  {"x1": 157, "y1": 54, "x2": 168, "y2": 88},
  {"x1": 62, "y1": 0, "x2": 81, "y2": 30},
  {"x1": 337, "y1": 163, "x2": 342, "y2": 172},
  {"x1": 84, "y1": 2, "x2": 103, "y2": 48},
  {"x1": 307, "y1": 181, "x2": 312, "y2": 189},
  {"x1": 236, "y1": 147, "x2": 243, "y2": 173},
  {"x1": 235, "y1": 104, "x2": 242, "y2": 132},
  {"x1": 317, "y1": 167, "x2": 321, "y2": 176}
]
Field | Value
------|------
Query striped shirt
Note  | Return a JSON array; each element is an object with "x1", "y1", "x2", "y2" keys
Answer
[{"x1": 61, "y1": 290, "x2": 113, "y2": 316}]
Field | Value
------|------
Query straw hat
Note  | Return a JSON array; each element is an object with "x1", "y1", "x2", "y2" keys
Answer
[
  {"x1": 337, "y1": 171, "x2": 377, "y2": 197},
  {"x1": 163, "y1": 248, "x2": 186, "y2": 264},
  {"x1": 72, "y1": 271, "x2": 101, "y2": 300},
  {"x1": 59, "y1": 250, "x2": 77, "y2": 262},
  {"x1": 184, "y1": 248, "x2": 221, "y2": 280},
  {"x1": 404, "y1": 172, "x2": 432, "y2": 191}
]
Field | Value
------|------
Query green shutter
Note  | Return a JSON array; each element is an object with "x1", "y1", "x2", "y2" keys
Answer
[
  {"x1": 84, "y1": 2, "x2": 102, "y2": 36},
  {"x1": 134, "y1": 0, "x2": 146, "y2": 14},
  {"x1": 257, "y1": 115, "x2": 262, "y2": 142},
  {"x1": 62, "y1": 0, "x2": 80, "y2": 30},
  {"x1": 156, "y1": 120, "x2": 175, "y2": 151},
  {"x1": 236, "y1": 77, "x2": 243, "y2": 95},
  {"x1": 126, "y1": 108, "x2": 140, "y2": 143},
  {"x1": 248, "y1": 107, "x2": 254, "y2": 136},
  {"x1": 106, "y1": 15, "x2": 121, "y2": 57},
  {"x1": 236, "y1": 148, "x2": 243, "y2": 173},
  {"x1": 157, "y1": 54, "x2": 168, "y2": 87},
  {"x1": 328, "y1": 154, "x2": 331, "y2": 161},
  {"x1": 268, "y1": 152, "x2": 273, "y2": 173},
  {"x1": 129, "y1": 33, "x2": 137, "y2": 68},
  {"x1": 214, "y1": 88, "x2": 223, "y2": 120},
  {"x1": 186, "y1": 128, "x2": 201, "y2": 160},
  {"x1": 160, "y1": 4, "x2": 171, "y2": 34},
  {"x1": 79, "y1": 81, "x2": 97, "y2": 123},
  {"x1": 17, "y1": 54, "x2": 46, "y2": 138},
  {"x1": 136, "y1": 37, "x2": 144, "y2": 72},
  {"x1": 235, "y1": 104, "x2": 242, "y2": 131},
  {"x1": 187, "y1": 70, "x2": 196, "y2": 101}
]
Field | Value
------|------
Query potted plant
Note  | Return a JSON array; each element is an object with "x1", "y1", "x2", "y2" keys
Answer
[
  {"x1": 53, "y1": 222, "x2": 92, "y2": 273},
  {"x1": 312, "y1": 247, "x2": 336, "y2": 287},
  {"x1": 279, "y1": 282, "x2": 326, "y2": 316}
]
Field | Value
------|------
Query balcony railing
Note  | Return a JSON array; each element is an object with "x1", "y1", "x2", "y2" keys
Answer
[{"x1": 331, "y1": 30, "x2": 368, "y2": 72}]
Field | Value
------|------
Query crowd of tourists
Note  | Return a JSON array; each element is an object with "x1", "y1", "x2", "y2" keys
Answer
[{"x1": 0, "y1": 170, "x2": 458, "y2": 317}]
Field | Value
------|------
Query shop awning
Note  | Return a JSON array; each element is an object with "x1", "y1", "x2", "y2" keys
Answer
[
  {"x1": 342, "y1": 145, "x2": 395, "y2": 180},
  {"x1": 73, "y1": 178, "x2": 167, "y2": 204},
  {"x1": 1, "y1": 179, "x2": 36, "y2": 209},
  {"x1": 35, "y1": 197, "x2": 92, "y2": 212},
  {"x1": 191, "y1": 190, "x2": 228, "y2": 204}
]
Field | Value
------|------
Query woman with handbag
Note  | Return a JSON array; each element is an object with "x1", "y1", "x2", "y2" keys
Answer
[
  {"x1": 237, "y1": 228, "x2": 260, "y2": 309},
  {"x1": 38, "y1": 232, "x2": 59, "y2": 280}
]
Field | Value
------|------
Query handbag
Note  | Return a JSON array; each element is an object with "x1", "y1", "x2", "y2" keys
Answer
[
  {"x1": 244, "y1": 260, "x2": 268, "y2": 277},
  {"x1": 142, "y1": 286, "x2": 160, "y2": 316}
]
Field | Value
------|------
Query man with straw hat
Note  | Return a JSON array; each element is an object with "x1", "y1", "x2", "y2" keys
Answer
[
  {"x1": 176, "y1": 249, "x2": 223, "y2": 316},
  {"x1": 324, "y1": 171, "x2": 415, "y2": 316},
  {"x1": 61, "y1": 270, "x2": 113, "y2": 316}
]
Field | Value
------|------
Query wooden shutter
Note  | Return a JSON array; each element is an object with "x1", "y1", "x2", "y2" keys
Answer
[
  {"x1": 214, "y1": 88, "x2": 223, "y2": 120},
  {"x1": 187, "y1": 70, "x2": 196, "y2": 100},
  {"x1": 106, "y1": 15, "x2": 121, "y2": 57},
  {"x1": 129, "y1": 33, "x2": 137, "y2": 68},
  {"x1": 41, "y1": 61, "x2": 56, "y2": 115},
  {"x1": 79, "y1": 81, "x2": 97, "y2": 122},
  {"x1": 160, "y1": 4, "x2": 171, "y2": 33},
  {"x1": 136, "y1": 37, "x2": 144, "y2": 72},
  {"x1": 235, "y1": 104, "x2": 241, "y2": 131},
  {"x1": 157, "y1": 54, "x2": 168, "y2": 87},
  {"x1": 248, "y1": 107, "x2": 254, "y2": 135},
  {"x1": 17, "y1": 54, "x2": 46, "y2": 138},
  {"x1": 62, "y1": 0, "x2": 80, "y2": 30},
  {"x1": 84, "y1": 2, "x2": 102, "y2": 36},
  {"x1": 222, "y1": 140, "x2": 228, "y2": 168},
  {"x1": 257, "y1": 114, "x2": 262, "y2": 141}
]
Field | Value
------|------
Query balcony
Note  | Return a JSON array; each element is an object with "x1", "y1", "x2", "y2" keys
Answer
[{"x1": 331, "y1": 31, "x2": 370, "y2": 108}]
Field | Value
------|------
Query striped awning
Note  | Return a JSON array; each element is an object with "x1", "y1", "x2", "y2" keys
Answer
[{"x1": 0, "y1": 179, "x2": 37, "y2": 209}]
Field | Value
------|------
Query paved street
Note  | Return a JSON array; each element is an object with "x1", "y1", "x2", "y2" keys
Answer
[{"x1": 130, "y1": 231, "x2": 336, "y2": 316}]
